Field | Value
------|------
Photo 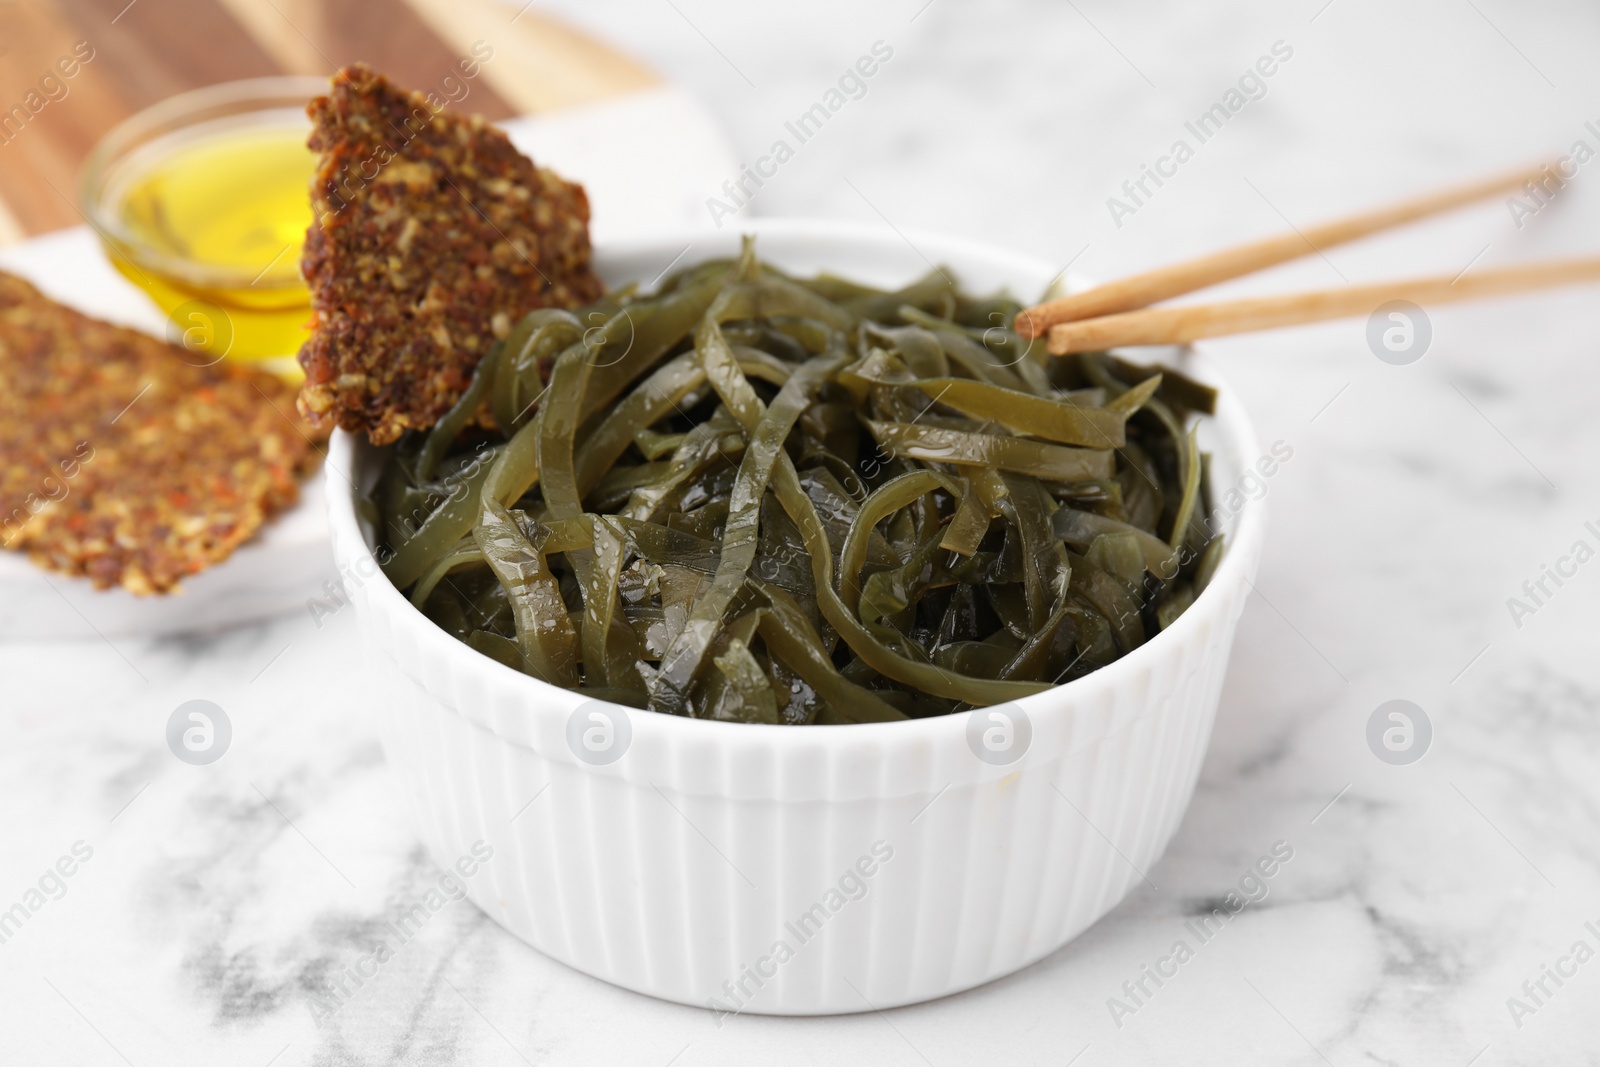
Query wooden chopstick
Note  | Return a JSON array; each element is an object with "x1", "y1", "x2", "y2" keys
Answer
[
  {"x1": 1043, "y1": 257, "x2": 1600, "y2": 355},
  {"x1": 1015, "y1": 161, "x2": 1558, "y2": 339}
]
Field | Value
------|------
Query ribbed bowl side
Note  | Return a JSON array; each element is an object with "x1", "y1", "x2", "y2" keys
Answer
[{"x1": 346, "y1": 535, "x2": 1251, "y2": 1013}]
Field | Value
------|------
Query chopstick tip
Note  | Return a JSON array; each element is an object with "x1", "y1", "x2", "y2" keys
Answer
[
  {"x1": 1044, "y1": 323, "x2": 1077, "y2": 356},
  {"x1": 1013, "y1": 307, "x2": 1044, "y2": 340}
]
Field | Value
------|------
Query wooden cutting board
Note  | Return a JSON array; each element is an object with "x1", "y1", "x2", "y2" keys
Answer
[{"x1": 0, "y1": 0, "x2": 659, "y2": 243}]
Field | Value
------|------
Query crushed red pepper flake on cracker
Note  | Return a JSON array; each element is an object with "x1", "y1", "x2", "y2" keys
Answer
[
  {"x1": 297, "y1": 63, "x2": 604, "y2": 445},
  {"x1": 0, "y1": 272, "x2": 324, "y2": 594}
]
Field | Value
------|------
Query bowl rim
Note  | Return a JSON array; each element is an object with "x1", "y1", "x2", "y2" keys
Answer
[
  {"x1": 79, "y1": 75, "x2": 327, "y2": 293},
  {"x1": 326, "y1": 217, "x2": 1267, "y2": 746}
]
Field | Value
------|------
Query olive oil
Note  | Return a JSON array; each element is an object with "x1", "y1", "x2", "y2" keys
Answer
[{"x1": 107, "y1": 121, "x2": 316, "y2": 369}]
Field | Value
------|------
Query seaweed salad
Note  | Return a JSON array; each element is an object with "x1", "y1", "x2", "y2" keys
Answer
[{"x1": 370, "y1": 239, "x2": 1224, "y2": 724}]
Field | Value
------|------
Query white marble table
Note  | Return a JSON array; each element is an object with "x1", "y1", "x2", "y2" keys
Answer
[{"x1": 5, "y1": 1, "x2": 1600, "y2": 1063}]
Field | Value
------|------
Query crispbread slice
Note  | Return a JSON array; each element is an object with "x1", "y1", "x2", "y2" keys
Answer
[
  {"x1": 0, "y1": 272, "x2": 323, "y2": 594},
  {"x1": 297, "y1": 63, "x2": 605, "y2": 445}
]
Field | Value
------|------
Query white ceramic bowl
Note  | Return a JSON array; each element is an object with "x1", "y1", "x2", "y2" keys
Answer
[{"x1": 326, "y1": 220, "x2": 1266, "y2": 1015}]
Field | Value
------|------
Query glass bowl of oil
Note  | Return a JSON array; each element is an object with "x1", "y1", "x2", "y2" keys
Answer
[{"x1": 81, "y1": 77, "x2": 326, "y2": 374}]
